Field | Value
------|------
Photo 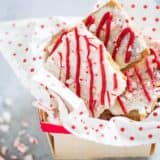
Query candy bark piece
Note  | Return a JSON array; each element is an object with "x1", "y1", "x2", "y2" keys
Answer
[
  {"x1": 45, "y1": 24, "x2": 126, "y2": 117},
  {"x1": 84, "y1": 0, "x2": 149, "y2": 69},
  {"x1": 110, "y1": 41, "x2": 160, "y2": 118}
]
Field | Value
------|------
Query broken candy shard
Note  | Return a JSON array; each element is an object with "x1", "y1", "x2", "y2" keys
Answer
[
  {"x1": 84, "y1": 0, "x2": 149, "y2": 69},
  {"x1": 24, "y1": 154, "x2": 34, "y2": 160},
  {"x1": 111, "y1": 43, "x2": 160, "y2": 117},
  {"x1": 45, "y1": 23, "x2": 126, "y2": 117}
]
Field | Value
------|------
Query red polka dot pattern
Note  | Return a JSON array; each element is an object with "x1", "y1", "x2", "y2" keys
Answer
[
  {"x1": 156, "y1": 5, "x2": 160, "y2": 10},
  {"x1": 114, "y1": 136, "x2": 117, "y2": 140},
  {"x1": 130, "y1": 136, "x2": 135, "y2": 141},
  {"x1": 131, "y1": 4, "x2": 136, "y2": 8},
  {"x1": 153, "y1": 112, "x2": 158, "y2": 117},
  {"x1": 30, "y1": 68, "x2": 35, "y2": 73},
  {"x1": 40, "y1": 25, "x2": 45, "y2": 29},
  {"x1": 25, "y1": 48, "x2": 29, "y2": 52},
  {"x1": 99, "y1": 124, "x2": 103, "y2": 128},
  {"x1": 18, "y1": 43, "x2": 22, "y2": 47},
  {"x1": 143, "y1": 4, "x2": 148, "y2": 9},
  {"x1": 23, "y1": 59, "x2": 27, "y2": 63},
  {"x1": 152, "y1": 28, "x2": 156, "y2": 32},
  {"x1": 148, "y1": 134, "x2": 153, "y2": 139},
  {"x1": 142, "y1": 17, "x2": 147, "y2": 21},
  {"x1": 139, "y1": 127, "x2": 143, "y2": 131},
  {"x1": 157, "y1": 126, "x2": 160, "y2": 129},
  {"x1": 71, "y1": 125, "x2": 76, "y2": 130},
  {"x1": 120, "y1": 128, "x2": 125, "y2": 132},
  {"x1": 119, "y1": 0, "x2": 160, "y2": 40},
  {"x1": 84, "y1": 126, "x2": 88, "y2": 130},
  {"x1": 79, "y1": 111, "x2": 83, "y2": 115},
  {"x1": 12, "y1": 53, "x2": 16, "y2": 56}
]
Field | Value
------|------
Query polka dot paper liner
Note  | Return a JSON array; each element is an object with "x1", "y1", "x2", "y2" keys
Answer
[
  {"x1": 95, "y1": 0, "x2": 160, "y2": 40},
  {"x1": 0, "y1": 0, "x2": 160, "y2": 146}
]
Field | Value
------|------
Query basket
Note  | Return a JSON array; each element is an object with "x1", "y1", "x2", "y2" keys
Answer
[{"x1": 38, "y1": 109, "x2": 156, "y2": 160}]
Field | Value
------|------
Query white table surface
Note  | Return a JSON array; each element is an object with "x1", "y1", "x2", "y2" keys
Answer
[{"x1": 0, "y1": 0, "x2": 159, "y2": 159}]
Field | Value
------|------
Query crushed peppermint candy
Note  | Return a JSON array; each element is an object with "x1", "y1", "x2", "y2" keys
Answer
[
  {"x1": 24, "y1": 154, "x2": 34, "y2": 160},
  {"x1": 28, "y1": 135, "x2": 38, "y2": 145},
  {"x1": 3, "y1": 98, "x2": 13, "y2": 107},
  {"x1": 0, "y1": 146, "x2": 8, "y2": 156},
  {"x1": 0, "y1": 124, "x2": 9, "y2": 132},
  {"x1": 16, "y1": 143, "x2": 28, "y2": 154},
  {"x1": 21, "y1": 121, "x2": 29, "y2": 128},
  {"x1": 13, "y1": 137, "x2": 28, "y2": 154},
  {"x1": 0, "y1": 117, "x2": 4, "y2": 124},
  {"x1": 2, "y1": 112, "x2": 11, "y2": 123},
  {"x1": 10, "y1": 155, "x2": 18, "y2": 160},
  {"x1": 0, "y1": 156, "x2": 5, "y2": 160},
  {"x1": 18, "y1": 129, "x2": 26, "y2": 136}
]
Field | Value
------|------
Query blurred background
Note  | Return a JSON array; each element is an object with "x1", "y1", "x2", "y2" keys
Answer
[{"x1": 0, "y1": 0, "x2": 159, "y2": 159}]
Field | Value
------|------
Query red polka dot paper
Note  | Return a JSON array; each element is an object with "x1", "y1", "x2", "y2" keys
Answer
[
  {"x1": 0, "y1": 0, "x2": 160, "y2": 146},
  {"x1": 0, "y1": 17, "x2": 80, "y2": 107},
  {"x1": 95, "y1": 0, "x2": 160, "y2": 40}
]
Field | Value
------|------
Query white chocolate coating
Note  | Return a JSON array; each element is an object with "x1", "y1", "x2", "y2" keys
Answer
[
  {"x1": 111, "y1": 40, "x2": 160, "y2": 116},
  {"x1": 45, "y1": 24, "x2": 126, "y2": 117},
  {"x1": 85, "y1": 0, "x2": 148, "y2": 68}
]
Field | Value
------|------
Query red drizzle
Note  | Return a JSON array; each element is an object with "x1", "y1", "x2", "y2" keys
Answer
[
  {"x1": 49, "y1": 31, "x2": 67, "y2": 56},
  {"x1": 125, "y1": 71, "x2": 133, "y2": 92},
  {"x1": 65, "y1": 37, "x2": 70, "y2": 87},
  {"x1": 150, "y1": 48, "x2": 160, "y2": 69},
  {"x1": 89, "y1": 43, "x2": 98, "y2": 49},
  {"x1": 74, "y1": 28, "x2": 81, "y2": 97},
  {"x1": 112, "y1": 27, "x2": 135, "y2": 63},
  {"x1": 117, "y1": 96, "x2": 127, "y2": 114},
  {"x1": 87, "y1": 11, "x2": 136, "y2": 65},
  {"x1": 85, "y1": 15, "x2": 95, "y2": 27},
  {"x1": 146, "y1": 57, "x2": 156, "y2": 87},
  {"x1": 113, "y1": 73, "x2": 118, "y2": 90},
  {"x1": 107, "y1": 91, "x2": 111, "y2": 106},
  {"x1": 99, "y1": 44, "x2": 107, "y2": 105},
  {"x1": 84, "y1": 36, "x2": 95, "y2": 116},
  {"x1": 134, "y1": 66, "x2": 152, "y2": 102},
  {"x1": 96, "y1": 12, "x2": 113, "y2": 47},
  {"x1": 58, "y1": 52, "x2": 62, "y2": 80}
]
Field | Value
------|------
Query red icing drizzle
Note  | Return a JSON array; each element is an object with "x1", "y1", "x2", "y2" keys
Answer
[
  {"x1": 84, "y1": 37, "x2": 98, "y2": 49},
  {"x1": 125, "y1": 71, "x2": 133, "y2": 92},
  {"x1": 117, "y1": 96, "x2": 127, "y2": 114},
  {"x1": 112, "y1": 27, "x2": 135, "y2": 63},
  {"x1": 85, "y1": 15, "x2": 95, "y2": 27},
  {"x1": 96, "y1": 12, "x2": 112, "y2": 47},
  {"x1": 99, "y1": 44, "x2": 107, "y2": 105},
  {"x1": 113, "y1": 73, "x2": 118, "y2": 90},
  {"x1": 134, "y1": 66, "x2": 152, "y2": 102},
  {"x1": 49, "y1": 31, "x2": 67, "y2": 56},
  {"x1": 107, "y1": 91, "x2": 111, "y2": 106},
  {"x1": 89, "y1": 43, "x2": 98, "y2": 49},
  {"x1": 84, "y1": 36, "x2": 95, "y2": 116},
  {"x1": 146, "y1": 57, "x2": 156, "y2": 87},
  {"x1": 58, "y1": 52, "x2": 62, "y2": 80},
  {"x1": 65, "y1": 37, "x2": 70, "y2": 87},
  {"x1": 87, "y1": 11, "x2": 136, "y2": 65},
  {"x1": 150, "y1": 48, "x2": 160, "y2": 69},
  {"x1": 74, "y1": 28, "x2": 81, "y2": 97}
]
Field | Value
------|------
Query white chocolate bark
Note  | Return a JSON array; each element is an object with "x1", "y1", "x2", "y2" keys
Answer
[
  {"x1": 45, "y1": 24, "x2": 126, "y2": 117},
  {"x1": 111, "y1": 40, "x2": 160, "y2": 116},
  {"x1": 85, "y1": 0, "x2": 148, "y2": 68}
]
